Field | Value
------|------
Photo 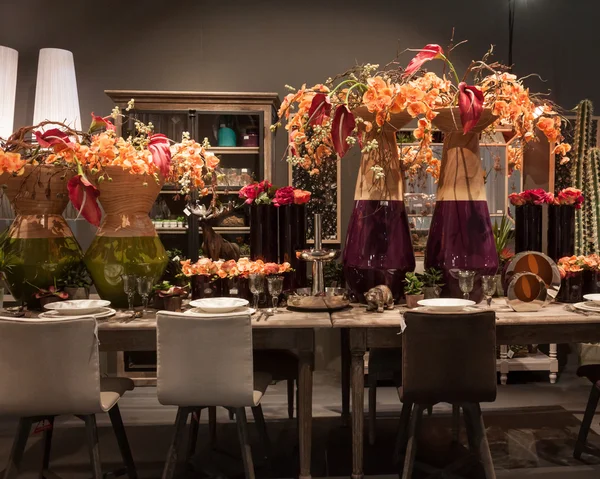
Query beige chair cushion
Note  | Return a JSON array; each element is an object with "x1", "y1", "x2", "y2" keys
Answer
[
  {"x1": 252, "y1": 372, "x2": 272, "y2": 406},
  {"x1": 100, "y1": 377, "x2": 135, "y2": 411}
]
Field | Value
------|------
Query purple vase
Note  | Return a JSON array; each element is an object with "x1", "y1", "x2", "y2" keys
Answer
[
  {"x1": 583, "y1": 270, "x2": 600, "y2": 294},
  {"x1": 557, "y1": 272, "x2": 584, "y2": 303},
  {"x1": 250, "y1": 204, "x2": 278, "y2": 262},
  {"x1": 279, "y1": 204, "x2": 307, "y2": 290},
  {"x1": 426, "y1": 108, "x2": 499, "y2": 303},
  {"x1": 515, "y1": 204, "x2": 543, "y2": 253},
  {"x1": 548, "y1": 205, "x2": 575, "y2": 261}
]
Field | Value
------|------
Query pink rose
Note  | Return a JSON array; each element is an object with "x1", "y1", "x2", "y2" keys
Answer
[
  {"x1": 293, "y1": 189, "x2": 311, "y2": 204},
  {"x1": 239, "y1": 184, "x2": 260, "y2": 204},
  {"x1": 263, "y1": 262, "x2": 280, "y2": 275},
  {"x1": 508, "y1": 193, "x2": 526, "y2": 206},
  {"x1": 273, "y1": 186, "x2": 295, "y2": 207},
  {"x1": 557, "y1": 187, "x2": 584, "y2": 209}
]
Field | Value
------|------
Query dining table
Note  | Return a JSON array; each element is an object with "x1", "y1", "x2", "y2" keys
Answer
[{"x1": 331, "y1": 300, "x2": 600, "y2": 479}]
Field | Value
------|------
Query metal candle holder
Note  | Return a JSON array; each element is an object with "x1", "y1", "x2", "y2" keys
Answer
[{"x1": 297, "y1": 213, "x2": 339, "y2": 295}]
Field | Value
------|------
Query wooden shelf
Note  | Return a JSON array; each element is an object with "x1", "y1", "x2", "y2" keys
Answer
[{"x1": 208, "y1": 147, "x2": 259, "y2": 155}]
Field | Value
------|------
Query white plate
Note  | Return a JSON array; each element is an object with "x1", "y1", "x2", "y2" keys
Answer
[
  {"x1": 44, "y1": 299, "x2": 111, "y2": 315},
  {"x1": 417, "y1": 298, "x2": 476, "y2": 312},
  {"x1": 573, "y1": 302, "x2": 600, "y2": 313},
  {"x1": 184, "y1": 306, "x2": 256, "y2": 317},
  {"x1": 583, "y1": 294, "x2": 600, "y2": 306},
  {"x1": 189, "y1": 297, "x2": 249, "y2": 313},
  {"x1": 38, "y1": 307, "x2": 116, "y2": 320}
]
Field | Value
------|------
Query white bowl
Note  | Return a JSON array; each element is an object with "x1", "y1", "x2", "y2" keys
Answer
[
  {"x1": 189, "y1": 297, "x2": 250, "y2": 313},
  {"x1": 584, "y1": 294, "x2": 600, "y2": 306},
  {"x1": 44, "y1": 299, "x2": 112, "y2": 315},
  {"x1": 417, "y1": 298, "x2": 476, "y2": 312}
]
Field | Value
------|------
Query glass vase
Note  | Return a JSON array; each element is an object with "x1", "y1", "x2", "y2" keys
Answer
[
  {"x1": 425, "y1": 108, "x2": 499, "y2": 303},
  {"x1": 548, "y1": 204, "x2": 575, "y2": 262},
  {"x1": 343, "y1": 109, "x2": 415, "y2": 303},
  {"x1": 515, "y1": 204, "x2": 543, "y2": 253}
]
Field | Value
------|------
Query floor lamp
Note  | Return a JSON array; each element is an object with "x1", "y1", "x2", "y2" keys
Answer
[{"x1": 0, "y1": 45, "x2": 18, "y2": 140}]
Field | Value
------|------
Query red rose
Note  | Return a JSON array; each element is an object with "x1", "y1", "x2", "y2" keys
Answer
[
  {"x1": 273, "y1": 186, "x2": 295, "y2": 207},
  {"x1": 239, "y1": 184, "x2": 260, "y2": 204},
  {"x1": 508, "y1": 192, "x2": 526, "y2": 206}
]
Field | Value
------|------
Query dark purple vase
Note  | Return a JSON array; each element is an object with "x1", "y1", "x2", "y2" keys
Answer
[
  {"x1": 583, "y1": 270, "x2": 600, "y2": 294},
  {"x1": 548, "y1": 205, "x2": 575, "y2": 262},
  {"x1": 515, "y1": 204, "x2": 543, "y2": 253},
  {"x1": 191, "y1": 276, "x2": 229, "y2": 300},
  {"x1": 279, "y1": 204, "x2": 307, "y2": 290},
  {"x1": 250, "y1": 204, "x2": 278, "y2": 262},
  {"x1": 343, "y1": 199, "x2": 415, "y2": 303},
  {"x1": 426, "y1": 201, "x2": 498, "y2": 302},
  {"x1": 557, "y1": 272, "x2": 584, "y2": 303}
]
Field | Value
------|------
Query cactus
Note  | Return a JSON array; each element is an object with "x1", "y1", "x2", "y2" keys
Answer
[
  {"x1": 573, "y1": 99, "x2": 594, "y2": 254},
  {"x1": 587, "y1": 147, "x2": 600, "y2": 253}
]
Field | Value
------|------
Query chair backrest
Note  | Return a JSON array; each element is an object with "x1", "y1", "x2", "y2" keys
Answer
[
  {"x1": 156, "y1": 311, "x2": 255, "y2": 407},
  {"x1": 0, "y1": 316, "x2": 103, "y2": 417},
  {"x1": 402, "y1": 311, "x2": 497, "y2": 404}
]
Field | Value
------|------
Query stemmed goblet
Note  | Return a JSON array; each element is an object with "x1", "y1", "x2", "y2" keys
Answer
[
  {"x1": 136, "y1": 276, "x2": 154, "y2": 317},
  {"x1": 122, "y1": 274, "x2": 137, "y2": 313},
  {"x1": 456, "y1": 270, "x2": 476, "y2": 300},
  {"x1": 249, "y1": 274, "x2": 264, "y2": 311},
  {"x1": 481, "y1": 275, "x2": 497, "y2": 308},
  {"x1": 267, "y1": 276, "x2": 284, "y2": 313}
]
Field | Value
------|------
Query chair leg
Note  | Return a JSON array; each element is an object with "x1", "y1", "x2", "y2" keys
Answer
[
  {"x1": 401, "y1": 404, "x2": 424, "y2": 479},
  {"x1": 452, "y1": 405, "x2": 461, "y2": 443},
  {"x1": 4, "y1": 418, "x2": 33, "y2": 479},
  {"x1": 229, "y1": 409, "x2": 235, "y2": 421},
  {"x1": 393, "y1": 402, "x2": 413, "y2": 465},
  {"x1": 83, "y1": 415, "x2": 103, "y2": 479},
  {"x1": 575, "y1": 382, "x2": 600, "y2": 459},
  {"x1": 235, "y1": 407, "x2": 255, "y2": 479},
  {"x1": 162, "y1": 407, "x2": 191, "y2": 479},
  {"x1": 40, "y1": 417, "x2": 54, "y2": 479},
  {"x1": 251, "y1": 405, "x2": 272, "y2": 464},
  {"x1": 463, "y1": 403, "x2": 496, "y2": 479},
  {"x1": 185, "y1": 408, "x2": 202, "y2": 463},
  {"x1": 368, "y1": 372, "x2": 377, "y2": 446},
  {"x1": 463, "y1": 403, "x2": 476, "y2": 453},
  {"x1": 287, "y1": 379, "x2": 295, "y2": 419},
  {"x1": 108, "y1": 405, "x2": 137, "y2": 479},
  {"x1": 209, "y1": 407, "x2": 217, "y2": 446}
]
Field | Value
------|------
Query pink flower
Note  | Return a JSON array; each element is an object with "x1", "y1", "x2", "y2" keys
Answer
[
  {"x1": 34, "y1": 128, "x2": 74, "y2": 150},
  {"x1": 556, "y1": 187, "x2": 584, "y2": 209},
  {"x1": 263, "y1": 263, "x2": 281, "y2": 275},
  {"x1": 273, "y1": 186, "x2": 295, "y2": 207},
  {"x1": 89, "y1": 112, "x2": 115, "y2": 132},
  {"x1": 148, "y1": 134, "x2": 171, "y2": 178},
  {"x1": 293, "y1": 189, "x2": 311, "y2": 204},
  {"x1": 522, "y1": 188, "x2": 551, "y2": 205},
  {"x1": 508, "y1": 193, "x2": 526, "y2": 206},
  {"x1": 458, "y1": 82, "x2": 484, "y2": 134},
  {"x1": 403, "y1": 44, "x2": 444, "y2": 77},
  {"x1": 239, "y1": 184, "x2": 260, "y2": 204},
  {"x1": 67, "y1": 172, "x2": 102, "y2": 227}
]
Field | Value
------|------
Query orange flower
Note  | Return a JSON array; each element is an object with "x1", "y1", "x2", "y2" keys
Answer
[
  {"x1": 0, "y1": 151, "x2": 26, "y2": 173},
  {"x1": 407, "y1": 102, "x2": 427, "y2": 118},
  {"x1": 205, "y1": 153, "x2": 220, "y2": 170}
]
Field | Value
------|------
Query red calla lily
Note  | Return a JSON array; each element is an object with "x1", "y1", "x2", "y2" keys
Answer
[
  {"x1": 89, "y1": 112, "x2": 115, "y2": 132},
  {"x1": 331, "y1": 105, "x2": 356, "y2": 158},
  {"x1": 148, "y1": 134, "x2": 171, "y2": 178},
  {"x1": 34, "y1": 128, "x2": 74, "y2": 149},
  {"x1": 403, "y1": 44, "x2": 444, "y2": 77},
  {"x1": 307, "y1": 93, "x2": 331, "y2": 126},
  {"x1": 67, "y1": 172, "x2": 102, "y2": 227},
  {"x1": 458, "y1": 82, "x2": 484, "y2": 134}
]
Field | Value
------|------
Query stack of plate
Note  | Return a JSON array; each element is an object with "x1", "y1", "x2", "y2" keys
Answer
[
  {"x1": 40, "y1": 300, "x2": 115, "y2": 319},
  {"x1": 573, "y1": 295, "x2": 600, "y2": 313},
  {"x1": 186, "y1": 298, "x2": 254, "y2": 316},
  {"x1": 416, "y1": 298, "x2": 477, "y2": 313}
]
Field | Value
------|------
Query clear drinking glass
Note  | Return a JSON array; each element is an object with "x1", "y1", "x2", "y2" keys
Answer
[
  {"x1": 136, "y1": 276, "x2": 154, "y2": 316},
  {"x1": 249, "y1": 273, "x2": 264, "y2": 310},
  {"x1": 267, "y1": 275, "x2": 284, "y2": 313},
  {"x1": 122, "y1": 274, "x2": 137, "y2": 313},
  {"x1": 456, "y1": 270, "x2": 476, "y2": 300},
  {"x1": 481, "y1": 275, "x2": 497, "y2": 307}
]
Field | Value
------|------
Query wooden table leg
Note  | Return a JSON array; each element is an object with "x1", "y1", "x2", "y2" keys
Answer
[
  {"x1": 350, "y1": 329, "x2": 367, "y2": 479},
  {"x1": 298, "y1": 330, "x2": 314, "y2": 479},
  {"x1": 341, "y1": 328, "x2": 351, "y2": 427}
]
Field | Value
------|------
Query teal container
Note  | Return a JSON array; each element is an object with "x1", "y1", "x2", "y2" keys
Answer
[{"x1": 218, "y1": 124, "x2": 237, "y2": 147}]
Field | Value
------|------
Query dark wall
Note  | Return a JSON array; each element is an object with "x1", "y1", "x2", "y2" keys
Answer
[{"x1": 1, "y1": 0, "x2": 597, "y2": 246}]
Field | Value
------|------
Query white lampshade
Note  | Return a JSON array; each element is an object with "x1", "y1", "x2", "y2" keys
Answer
[
  {"x1": 0, "y1": 46, "x2": 18, "y2": 140},
  {"x1": 33, "y1": 48, "x2": 81, "y2": 130}
]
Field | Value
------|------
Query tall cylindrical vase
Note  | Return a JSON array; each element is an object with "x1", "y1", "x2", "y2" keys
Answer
[
  {"x1": 515, "y1": 204, "x2": 543, "y2": 253},
  {"x1": 1, "y1": 166, "x2": 82, "y2": 305},
  {"x1": 548, "y1": 205, "x2": 575, "y2": 262},
  {"x1": 425, "y1": 108, "x2": 499, "y2": 303},
  {"x1": 343, "y1": 109, "x2": 415, "y2": 303},
  {"x1": 279, "y1": 204, "x2": 307, "y2": 290},
  {"x1": 84, "y1": 166, "x2": 168, "y2": 308},
  {"x1": 250, "y1": 204, "x2": 278, "y2": 262}
]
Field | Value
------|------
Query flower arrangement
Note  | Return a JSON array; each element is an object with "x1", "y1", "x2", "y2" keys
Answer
[
  {"x1": 508, "y1": 189, "x2": 553, "y2": 206},
  {"x1": 551, "y1": 187, "x2": 585, "y2": 209},
  {"x1": 181, "y1": 257, "x2": 292, "y2": 279},
  {"x1": 239, "y1": 180, "x2": 311, "y2": 206},
  {"x1": 557, "y1": 255, "x2": 591, "y2": 278}
]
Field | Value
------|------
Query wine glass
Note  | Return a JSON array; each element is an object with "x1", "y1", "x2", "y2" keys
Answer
[
  {"x1": 481, "y1": 275, "x2": 497, "y2": 308},
  {"x1": 249, "y1": 274, "x2": 264, "y2": 310},
  {"x1": 267, "y1": 276, "x2": 284, "y2": 313},
  {"x1": 122, "y1": 274, "x2": 137, "y2": 313},
  {"x1": 456, "y1": 270, "x2": 476, "y2": 300},
  {"x1": 136, "y1": 276, "x2": 153, "y2": 317}
]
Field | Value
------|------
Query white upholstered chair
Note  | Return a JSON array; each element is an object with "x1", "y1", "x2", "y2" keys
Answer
[
  {"x1": 156, "y1": 311, "x2": 271, "y2": 479},
  {"x1": 0, "y1": 316, "x2": 136, "y2": 479}
]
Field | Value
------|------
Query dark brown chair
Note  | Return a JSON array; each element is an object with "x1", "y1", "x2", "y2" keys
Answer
[
  {"x1": 397, "y1": 311, "x2": 497, "y2": 479},
  {"x1": 574, "y1": 364, "x2": 600, "y2": 459}
]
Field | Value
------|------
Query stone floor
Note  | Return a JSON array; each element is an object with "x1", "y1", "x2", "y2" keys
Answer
[{"x1": 2, "y1": 353, "x2": 600, "y2": 478}]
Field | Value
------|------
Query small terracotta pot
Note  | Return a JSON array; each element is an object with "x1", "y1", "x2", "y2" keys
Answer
[{"x1": 405, "y1": 294, "x2": 424, "y2": 309}]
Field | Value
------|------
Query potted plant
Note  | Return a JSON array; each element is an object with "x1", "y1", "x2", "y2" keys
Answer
[
  {"x1": 493, "y1": 215, "x2": 514, "y2": 296},
  {"x1": 403, "y1": 272, "x2": 424, "y2": 309},
  {"x1": 32, "y1": 281, "x2": 69, "y2": 309},
  {"x1": 153, "y1": 281, "x2": 188, "y2": 311},
  {"x1": 176, "y1": 216, "x2": 185, "y2": 228},
  {"x1": 60, "y1": 262, "x2": 92, "y2": 299},
  {"x1": 0, "y1": 230, "x2": 18, "y2": 309},
  {"x1": 419, "y1": 267, "x2": 444, "y2": 299}
]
